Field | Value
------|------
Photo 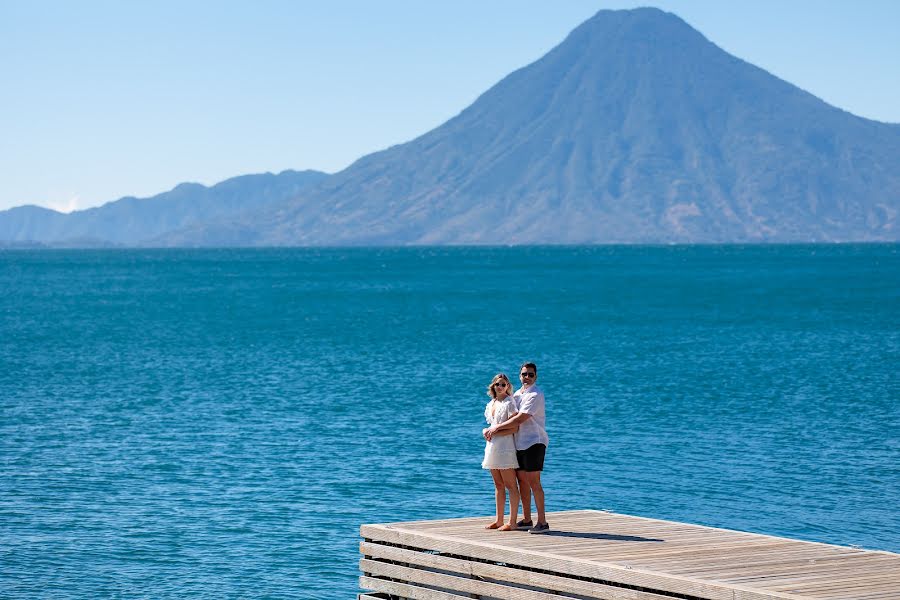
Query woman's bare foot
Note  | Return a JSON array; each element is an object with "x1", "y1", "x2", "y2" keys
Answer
[
  {"x1": 498, "y1": 523, "x2": 517, "y2": 531},
  {"x1": 484, "y1": 521, "x2": 503, "y2": 529}
]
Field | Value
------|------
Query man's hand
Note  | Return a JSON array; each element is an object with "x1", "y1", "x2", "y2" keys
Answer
[{"x1": 483, "y1": 426, "x2": 496, "y2": 441}]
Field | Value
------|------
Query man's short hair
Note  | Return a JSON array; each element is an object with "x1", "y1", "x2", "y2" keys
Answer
[{"x1": 520, "y1": 362, "x2": 537, "y2": 375}]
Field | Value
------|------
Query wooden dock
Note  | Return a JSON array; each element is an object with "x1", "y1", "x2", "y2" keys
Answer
[{"x1": 359, "y1": 509, "x2": 900, "y2": 600}]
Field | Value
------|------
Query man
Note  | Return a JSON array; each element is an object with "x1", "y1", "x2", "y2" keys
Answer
[{"x1": 484, "y1": 362, "x2": 549, "y2": 533}]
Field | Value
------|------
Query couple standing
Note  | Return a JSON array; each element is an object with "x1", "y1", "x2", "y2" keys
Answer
[{"x1": 481, "y1": 362, "x2": 549, "y2": 533}]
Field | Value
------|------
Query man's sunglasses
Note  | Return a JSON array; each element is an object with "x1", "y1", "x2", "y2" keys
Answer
[{"x1": 520, "y1": 372, "x2": 535, "y2": 377}]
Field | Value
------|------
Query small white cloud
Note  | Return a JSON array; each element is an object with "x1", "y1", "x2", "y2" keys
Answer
[{"x1": 47, "y1": 195, "x2": 81, "y2": 214}]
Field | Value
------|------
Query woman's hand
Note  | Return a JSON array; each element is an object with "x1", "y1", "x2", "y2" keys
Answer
[{"x1": 484, "y1": 426, "x2": 502, "y2": 441}]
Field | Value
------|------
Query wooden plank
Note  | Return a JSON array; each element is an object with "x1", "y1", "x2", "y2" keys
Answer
[
  {"x1": 771, "y1": 572, "x2": 900, "y2": 594},
  {"x1": 671, "y1": 552, "x2": 895, "y2": 576},
  {"x1": 359, "y1": 576, "x2": 463, "y2": 600},
  {"x1": 842, "y1": 593, "x2": 900, "y2": 600},
  {"x1": 361, "y1": 541, "x2": 681, "y2": 600},
  {"x1": 572, "y1": 539, "x2": 794, "y2": 563},
  {"x1": 644, "y1": 549, "x2": 883, "y2": 575},
  {"x1": 721, "y1": 562, "x2": 900, "y2": 586},
  {"x1": 361, "y1": 559, "x2": 571, "y2": 600}
]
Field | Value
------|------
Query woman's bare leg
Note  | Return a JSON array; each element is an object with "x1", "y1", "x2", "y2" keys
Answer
[
  {"x1": 498, "y1": 469, "x2": 520, "y2": 530},
  {"x1": 485, "y1": 470, "x2": 505, "y2": 529}
]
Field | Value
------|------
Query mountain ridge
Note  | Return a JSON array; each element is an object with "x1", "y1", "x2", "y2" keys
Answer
[
  {"x1": 3, "y1": 7, "x2": 899, "y2": 246},
  {"x1": 0, "y1": 169, "x2": 329, "y2": 245}
]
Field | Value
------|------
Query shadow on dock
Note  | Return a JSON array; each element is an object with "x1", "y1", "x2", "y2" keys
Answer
[{"x1": 538, "y1": 530, "x2": 664, "y2": 542}]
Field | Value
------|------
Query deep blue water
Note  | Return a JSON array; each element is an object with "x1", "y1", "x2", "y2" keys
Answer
[{"x1": 1, "y1": 246, "x2": 898, "y2": 598}]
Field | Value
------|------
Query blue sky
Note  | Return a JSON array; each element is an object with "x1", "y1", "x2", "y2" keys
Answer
[{"x1": 1, "y1": 0, "x2": 898, "y2": 212}]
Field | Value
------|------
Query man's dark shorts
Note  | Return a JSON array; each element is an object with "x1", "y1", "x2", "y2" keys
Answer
[{"x1": 516, "y1": 444, "x2": 546, "y2": 472}]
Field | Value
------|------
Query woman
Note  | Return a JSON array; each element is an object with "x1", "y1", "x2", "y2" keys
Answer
[{"x1": 481, "y1": 373, "x2": 520, "y2": 531}]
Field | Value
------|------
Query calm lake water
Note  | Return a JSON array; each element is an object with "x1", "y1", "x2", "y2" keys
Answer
[{"x1": 1, "y1": 246, "x2": 898, "y2": 598}]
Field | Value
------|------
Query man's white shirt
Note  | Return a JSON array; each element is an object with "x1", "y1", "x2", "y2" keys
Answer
[{"x1": 512, "y1": 384, "x2": 549, "y2": 450}]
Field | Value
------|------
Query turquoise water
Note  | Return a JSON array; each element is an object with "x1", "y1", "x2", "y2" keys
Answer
[{"x1": 2, "y1": 246, "x2": 898, "y2": 598}]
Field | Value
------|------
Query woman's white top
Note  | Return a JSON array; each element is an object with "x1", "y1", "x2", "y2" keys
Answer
[{"x1": 481, "y1": 397, "x2": 519, "y2": 470}]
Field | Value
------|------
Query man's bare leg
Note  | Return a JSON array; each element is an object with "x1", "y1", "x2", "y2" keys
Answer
[
  {"x1": 526, "y1": 471, "x2": 546, "y2": 525},
  {"x1": 516, "y1": 469, "x2": 532, "y2": 524}
]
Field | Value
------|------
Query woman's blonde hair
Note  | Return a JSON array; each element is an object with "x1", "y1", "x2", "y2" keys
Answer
[{"x1": 487, "y1": 373, "x2": 512, "y2": 399}]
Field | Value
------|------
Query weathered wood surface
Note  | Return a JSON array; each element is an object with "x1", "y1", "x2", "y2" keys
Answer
[{"x1": 359, "y1": 509, "x2": 900, "y2": 600}]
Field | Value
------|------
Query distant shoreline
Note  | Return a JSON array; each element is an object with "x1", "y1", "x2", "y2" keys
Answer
[{"x1": 3, "y1": 241, "x2": 899, "y2": 251}]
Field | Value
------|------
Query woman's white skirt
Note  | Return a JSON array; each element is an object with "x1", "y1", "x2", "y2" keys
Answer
[{"x1": 482, "y1": 439, "x2": 519, "y2": 470}]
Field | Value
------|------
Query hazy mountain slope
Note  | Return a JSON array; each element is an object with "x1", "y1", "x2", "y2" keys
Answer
[
  {"x1": 0, "y1": 170, "x2": 328, "y2": 245},
  {"x1": 175, "y1": 7, "x2": 899, "y2": 245}
]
